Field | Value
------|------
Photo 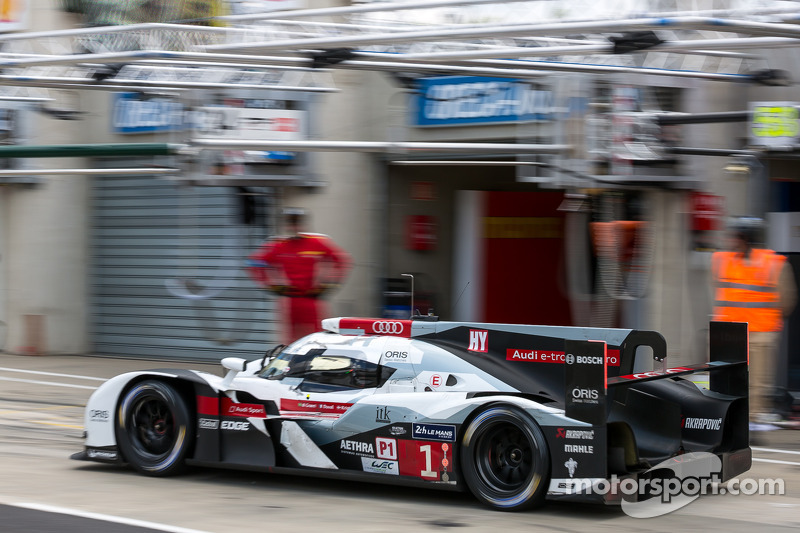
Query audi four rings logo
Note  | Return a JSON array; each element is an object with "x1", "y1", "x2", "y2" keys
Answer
[{"x1": 372, "y1": 321, "x2": 405, "y2": 335}]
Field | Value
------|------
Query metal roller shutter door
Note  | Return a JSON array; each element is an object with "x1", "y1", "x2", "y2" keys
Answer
[{"x1": 91, "y1": 174, "x2": 277, "y2": 361}]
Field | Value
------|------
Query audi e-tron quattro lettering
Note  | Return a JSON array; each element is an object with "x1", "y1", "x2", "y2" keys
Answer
[{"x1": 74, "y1": 317, "x2": 752, "y2": 511}]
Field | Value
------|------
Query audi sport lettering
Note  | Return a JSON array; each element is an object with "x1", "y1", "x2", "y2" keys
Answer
[{"x1": 222, "y1": 399, "x2": 267, "y2": 418}]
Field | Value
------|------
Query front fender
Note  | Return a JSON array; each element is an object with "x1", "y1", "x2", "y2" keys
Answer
[{"x1": 84, "y1": 371, "x2": 181, "y2": 448}]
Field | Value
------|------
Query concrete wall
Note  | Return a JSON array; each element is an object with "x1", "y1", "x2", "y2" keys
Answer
[{"x1": 2, "y1": 1, "x2": 90, "y2": 354}]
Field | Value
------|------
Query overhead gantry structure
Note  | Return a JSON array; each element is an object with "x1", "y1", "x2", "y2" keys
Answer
[{"x1": 0, "y1": 0, "x2": 797, "y2": 181}]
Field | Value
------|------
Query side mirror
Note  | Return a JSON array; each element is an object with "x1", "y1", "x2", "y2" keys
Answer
[
  {"x1": 222, "y1": 357, "x2": 247, "y2": 372},
  {"x1": 220, "y1": 357, "x2": 247, "y2": 389}
]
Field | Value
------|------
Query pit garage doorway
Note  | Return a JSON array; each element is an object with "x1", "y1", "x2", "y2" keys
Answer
[{"x1": 90, "y1": 171, "x2": 277, "y2": 361}]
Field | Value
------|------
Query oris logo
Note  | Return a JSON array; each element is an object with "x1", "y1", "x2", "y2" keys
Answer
[
  {"x1": 221, "y1": 420, "x2": 250, "y2": 431},
  {"x1": 572, "y1": 388, "x2": 599, "y2": 400},
  {"x1": 371, "y1": 321, "x2": 405, "y2": 335},
  {"x1": 383, "y1": 351, "x2": 408, "y2": 359}
]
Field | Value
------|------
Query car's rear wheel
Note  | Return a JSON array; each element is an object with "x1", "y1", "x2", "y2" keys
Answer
[
  {"x1": 115, "y1": 380, "x2": 193, "y2": 476},
  {"x1": 460, "y1": 406, "x2": 550, "y2": 511}
]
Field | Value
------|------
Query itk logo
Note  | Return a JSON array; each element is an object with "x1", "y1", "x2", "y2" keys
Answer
[
  {"x1": 376, "y1": 406, "x2": 391, "y2": 423},
  {"x1": 468, "y1": 329, "x2": 488, "y2": 352}
]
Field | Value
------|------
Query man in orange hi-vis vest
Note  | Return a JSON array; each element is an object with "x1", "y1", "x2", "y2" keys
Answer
[
  {"x1": 247, "y1": 209, "x2": 351, "y2": 345},
  {"x1": 712, "y1": 217, "x2": 796, "y2": 434}
]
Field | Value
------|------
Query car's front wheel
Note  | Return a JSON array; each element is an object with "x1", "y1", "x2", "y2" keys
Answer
[
  {"x1": 460, "y1": 405, "x2": 550, "y2": 511},
  {"x1": 115, "y1": 380, "x2": 193, "y2": 476}
]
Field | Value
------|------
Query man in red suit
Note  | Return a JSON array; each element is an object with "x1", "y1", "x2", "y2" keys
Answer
[{"x1": 248, "y1": 209, "x2": 351, "y2": 344}]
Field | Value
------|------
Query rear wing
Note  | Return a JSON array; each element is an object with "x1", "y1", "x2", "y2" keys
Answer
[{"x1": 565, "y1": 321, "x2": 748, "y2": 425}]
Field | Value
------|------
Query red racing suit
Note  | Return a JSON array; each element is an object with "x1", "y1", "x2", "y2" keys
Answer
[{"x1": 247, "y1": 232, "x2": 351, "y2": 344}]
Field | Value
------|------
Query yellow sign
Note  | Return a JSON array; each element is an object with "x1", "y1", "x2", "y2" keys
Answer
[{"x1": 751, "y1": 105, "x2": 799, "y2": 139}]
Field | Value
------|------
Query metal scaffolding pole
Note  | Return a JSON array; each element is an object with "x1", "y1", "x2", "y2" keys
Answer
[
  {"x1": 0, "y1": 144, "x2": 181, "y2": 158},
  {"x1": 0, "y1": 168, "x2": 180, "y2": 175},
  {"x1": 203, "y1": 16, "x2": 800, "y2": 54},
  {"x1": 189, "y1": 139, "x2": 570, "y2": 154}
]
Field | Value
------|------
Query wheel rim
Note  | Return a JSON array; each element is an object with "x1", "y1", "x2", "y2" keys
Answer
[
  {"x1": 129, "y1": 391, "x2": 176, "y2": 458},
  {"x1": 475, "y1": 422, "x2": 534, "y2": 493}
]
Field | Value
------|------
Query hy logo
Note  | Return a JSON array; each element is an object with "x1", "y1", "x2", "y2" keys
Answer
[{"x1": 468, "y1": 329, "x2": 488, "y2": 352}]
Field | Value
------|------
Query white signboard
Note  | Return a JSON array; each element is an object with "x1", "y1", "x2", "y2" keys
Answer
[{"x1": 194, "y1": 107, "x2": 305, "y2": 141}]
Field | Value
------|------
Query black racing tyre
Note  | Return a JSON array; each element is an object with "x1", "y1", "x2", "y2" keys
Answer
[
  {"x1": 460, "y1": 406, "x2": 550, "y2": 511},
  {"x1": 115, "y1": 380, "x2": 193, "y2": 476}
]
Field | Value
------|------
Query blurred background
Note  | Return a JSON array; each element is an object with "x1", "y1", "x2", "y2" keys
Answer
[{"x1": 0, "y1": 0, "x2": 798, "y2": 414}]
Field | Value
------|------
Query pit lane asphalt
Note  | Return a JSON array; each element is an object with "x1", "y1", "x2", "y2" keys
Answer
[{"x1": 1, "y1": 352, "x2": 800, "y2": 532}]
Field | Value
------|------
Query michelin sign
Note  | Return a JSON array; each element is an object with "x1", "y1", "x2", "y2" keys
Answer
[{"x1": 413, "y1": 76, "x2": 553, "y2": 127}]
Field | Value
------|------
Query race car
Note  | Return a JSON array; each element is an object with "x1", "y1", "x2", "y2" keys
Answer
[{"x1": 73, "y1": 317, "x2": 752, "y2": 511}]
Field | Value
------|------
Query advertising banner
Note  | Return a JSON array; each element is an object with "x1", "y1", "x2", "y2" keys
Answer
[{"x1": 412, "y1": 76, "x2": 553, "y2": 127}]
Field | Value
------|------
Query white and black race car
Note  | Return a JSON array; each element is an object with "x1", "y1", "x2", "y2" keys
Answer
[{"x1": 74, "y1": 317, "x2": 752, "y2": 511}]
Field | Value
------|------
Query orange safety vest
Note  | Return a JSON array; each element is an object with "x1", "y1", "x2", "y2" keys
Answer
[{"x1": 712, "y1": 248, "x2": 786, "y2": 332}]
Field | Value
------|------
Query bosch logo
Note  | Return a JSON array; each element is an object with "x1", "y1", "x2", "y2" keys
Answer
[
  {"x1": 372, "y1": 321, "x2": 404, "y2": 335},
  {"x1": 565, "y1": 353, "x2": 575, "y2": 365}
]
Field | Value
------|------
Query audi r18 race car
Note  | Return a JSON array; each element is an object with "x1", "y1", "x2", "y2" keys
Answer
[{"x1": 74, "y1": 317, "x2": 752, "y2": 511}]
